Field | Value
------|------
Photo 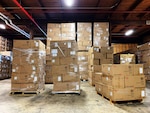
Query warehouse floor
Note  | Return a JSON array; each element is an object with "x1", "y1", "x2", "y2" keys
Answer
[{"x1": 0, "y1": 79, "x2": 150, "y2": 113}]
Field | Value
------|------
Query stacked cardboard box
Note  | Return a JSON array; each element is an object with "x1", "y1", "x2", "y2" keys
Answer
[
  {"x1": 0, "y1": 53, "x2": 12, "y2": 80},
  {"x1": 77, "y1": 23, "x2": 92, "y2": 50},
  {"x1": 0, "y1": 36, "x2": 12, "y2": 51},
  {"x1": 78, "y1": 51, "x2": 88, "y2": 80},
  {"x1": 88, "y1": 46, "x2": 113, "y2": 86},
  {"x1": 46, "y1": 23, "x2": 75, "y2": 83},
  {"x1": 137, "y1": 42, "x2": 150, "y2": 80},
  {"x1": 11, "y1": 40, "x2": 46, "y2": 92},
  {"x1": 114, "y1": 54, "x2": 136, "y2": 64},
  {"x1": 49, "y1": 40, "x2": 80, "y2": 92},
  {"x1": 94, "y1": 22, "x2": 109, "y2": 47},
  {"x1": 95, "y1": 64, "x2": 146, "y2": 102}
]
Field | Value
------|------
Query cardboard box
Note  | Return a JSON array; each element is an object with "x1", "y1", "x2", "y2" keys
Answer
[
  {"x1": 59, "y1": 57, "x2": 77, "y2": 65},
  {"x1": 91, "y1": 65, "x2": 102, "y2": 72},
  {"x1": 100, "y1": 47, "x2": 113, "y2": 54},
  {"x1": 95, "y1": 83, "x2": 103, "y2": 94},
  {"x1": 102, "y1": 64, "x2": 134, "y2": 76},
  {"x1": 124, "y1": 75, "x2": 146, "y2": 88},
  {"x1": 46, "y1": 57, "x2": 60, "y2": 65},
  {"x1": 51, "y1": 65, "x2": 68, "y2": 74},
  {"x1": 92, "y1": 53, "x2": 106, "y2": 59},
  {"x1": 102, "y1": 76, "x2": 125, "y2": 88},
  {"x1": 88, "y1": 71, "x2": 95, "y2": 86},
  {"x1": 53, "y1": 82, "x2": 80, "y2": 91},
  {"x1": 13, "y1": 40, "x2": 45, "y2": 50},
  {"x1": 90, "y1": 59, "x2": 100, "y2": 65},
  {"x1": 134, "y1": 64, "x2": 144, "y2": 75},
  {"x1": 94, "y1": 72, "x2": 103, "y2": 83}
]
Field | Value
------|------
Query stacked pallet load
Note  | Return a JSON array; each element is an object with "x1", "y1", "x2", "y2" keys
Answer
[
  {"x1": 11, "y1": 40, "x2": 46, "y2": 94},
  {"x1": 94, "y1": 22, "x2": 109, "y2": 47},
  {"x1": 95, "y1": 64, "x2": 146, "y2": 102},
  {"x1": 46, "y1": 23, "x2": 75, "y2": 83},
  {"x1": 88, "y1": 47, "x2": 113, "y2": 86},
  {"x1": 0, "y1": 53, "x2": 12, "y2": 80},
  {"x1": 114, "y1": 54, "x2": 136, "y2": 64},
  {"x1": 0, "y1": 36, "x2": 12, "y2": 51},
  {"x1": 137, "y1": 42, "x2": 150, "y2": 80},
  {"x1": 77, "y1": 23, "x2": 92, "y2": 80},
  {"x1": 50, "y1": 40, "x2": 80, "y2": 94},
  {"x1": 78, "y1": 52, "x2": 89, "y2": 80}
]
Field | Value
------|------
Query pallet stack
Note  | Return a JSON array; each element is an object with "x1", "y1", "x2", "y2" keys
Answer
[
  {"x1": 77, "y1": 23, "x2": 92, "y2": 80},
  {"x1": 11, "y1": 40, "x2": 46, "y2": 93},
  {"x1": 95, "y1": 64, "x2": 146, "y2": 102},
  {"x1": 88, "y1": 47, "x2": 113, "y2": 86},
  {"x1": 0, "y1": 53, "x2": 11, "y2": 80},
  {"x1": 49, "y1": 40, "x2": 80, "y2": 93},
  {"x1": 137, "y1": 42, "x2": 150, "y2": 80},
  {"x1": 0, "y1": 36, "x2": 12, "y2": 51},
  {"x1": 46, "y1": 23, "x2": 75, "y2": 83},
  {"x1": 93, "y1": 22, "x2": 109, "y2": 47}
]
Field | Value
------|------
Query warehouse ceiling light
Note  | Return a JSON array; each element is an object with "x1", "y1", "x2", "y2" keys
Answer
[
  {"x1": 125, "y1": 29, "x2": 134, "y2": 36},
  {"x1": 0, "y1": 24, "x2": 6, "y2": 29},
  {"x1": 64, "y1": 0, "x2": 74, "y2": 7}
]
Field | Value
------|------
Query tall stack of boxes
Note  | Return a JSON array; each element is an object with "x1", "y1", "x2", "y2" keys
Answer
[
  {"x1": 88, "y1": 47, "x2": 113, "y2": 86},
  {"x1": 94, "y1": 22, "x2": 109, "y2": 47},
  {"x1": 77, "y1": 23, "x2": 92, "y2": 80},
  {"x1": 46, "y1": 23, "x2": 75, "y2": 83},
  {"x1": 95, "y1": 64, "x2": 146, "y2": 102},
  {"x1": 50, "y1": 40, "x2": 80, "y2": 92},
  {"x1": 0, "y1": 54, "x2": 11, "y2": 79},
  {"x1": 137, "y1": 42, "x2": 150, "y2": 80},
  {"x1": 0, "y1": 36, "x2": 12, "y2": 51},
  {"x1": 11, "y1": 40, "x2": 46, "y2": 92},
  {"x1": 78, "y1": 52, "x2": 89, "y2": 80},
  {"x1": 77, "y1": 23, "x2": 92, "y2": 50}
]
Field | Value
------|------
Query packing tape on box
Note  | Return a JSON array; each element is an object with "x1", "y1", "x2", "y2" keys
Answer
[{"x1": 34, "y1": 41, "x2": 39, "y2": 47}]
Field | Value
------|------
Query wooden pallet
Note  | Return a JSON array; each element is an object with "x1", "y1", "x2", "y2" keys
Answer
[
  {"x1": 10, "y1": 89, "x2": 44, "y2": 96},
  {"x1": 96, "y1": 91, "x2": 143, "y2": 104},
  {"x1": 51, "y1": 90, "x2": 81, "y2": 95}
]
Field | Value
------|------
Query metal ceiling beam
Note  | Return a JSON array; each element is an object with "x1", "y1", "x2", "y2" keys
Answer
[{"x1": 7, "y1": 9, "x2": 150, "y2": 14}]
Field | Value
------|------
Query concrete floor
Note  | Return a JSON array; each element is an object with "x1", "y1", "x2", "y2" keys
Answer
[{"x1": 0, "y1": 79, "x2": 150, "y2": 113}]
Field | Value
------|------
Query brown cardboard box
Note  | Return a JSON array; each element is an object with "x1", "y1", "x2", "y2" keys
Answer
[
  {"x1": 91, "y1": 65, "x2": 102, "y2": 72},
  {"x1": 13, "y1": 40, "x2": 45, "y2": 50},
  {"x1": 59, "y1": 57, "x2": 77, "y2": 65},
  {"x1": 102, "y1": 76, "x2": 125, "y2": 88},
  {"x1": 63, "y1": 73, "x2": 80, "y2": 82},
  {"x1": 20, "y1": 83, "x2": 39, "y2": 91},
  {"x1": 92, "y1": 53, "x2": 106, "y2": 59},
  {"x1": 100, "y1": 47, "x2": 113, "y2": 54},
  {"x1": 46, "y1": 57, "x2": 60, "y2": 65},
  {"x1": 106, "y1": 53, "x2": 113, "y2": 59},
  {"x1": 90, "y1": 59, "x2": 100, "y2": 65},
  {"x1": 88, "y1": 71, "x2": 95, "y2": 86},
  {"x1": 100, "y1": 59, "x2": 113, "y2": 64},
  {"x1": 94, "y1": 72, "x2": 103, "y2": 83},
  {"x1": 95, "y1": 83, "x2": 103, "y2": 94},
  {"x1": 51, "y1": 65, "x2": 68, "y2": 74},
  {"x1": 124, "y1": 75, "x2": 146, "y2": 88},
  {"x1": 53, "y1": 74, "x2": 63, "y2": 82},
  {"x1": 102, "y1": 64, "x2": 134, "y2": 76},
  {"x1": 11, "y1": 83, "x2": 21, "y2": 91},
  {"x1": 134, "y1": 64, "x2": 144, "y2": 75},
  {"x1": 53, "y1": 82, "x2": 80, "y2": 91}
]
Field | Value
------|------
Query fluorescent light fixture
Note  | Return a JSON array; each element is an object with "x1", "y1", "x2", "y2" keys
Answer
[
  {"x1": 125, "y1": 29, "x2": 134, "y2": 36},
  {"x1": 64, "y1": 0, "x2": 74, "y2": 7},
  {"x1": 0, "y1": 24, "x2": 6, "y2": 29}
]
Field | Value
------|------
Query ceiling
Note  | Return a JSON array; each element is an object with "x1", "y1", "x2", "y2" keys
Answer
[{"x1": 0, "y1": 0, "x2": 150, "y2": 43}]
